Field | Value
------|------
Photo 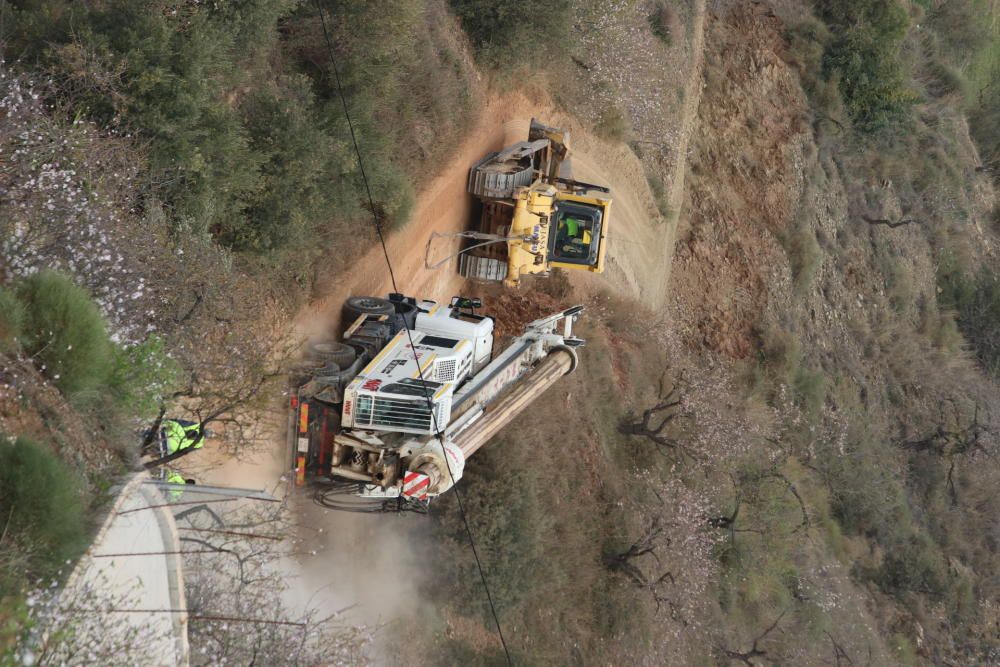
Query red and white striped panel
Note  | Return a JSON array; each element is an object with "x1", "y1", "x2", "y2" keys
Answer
[{"x1": 401, "y1": 471, "x2": 431, "y2": 500}]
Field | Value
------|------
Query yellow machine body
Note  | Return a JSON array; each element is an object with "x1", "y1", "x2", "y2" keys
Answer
[{"x1": 462, "y1": 119, "x2": 613, "y2": 288}]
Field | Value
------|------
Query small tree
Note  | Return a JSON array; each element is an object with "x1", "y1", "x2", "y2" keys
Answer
[
  {"x1": 175, "y1": 498, "x2": 372, "y2": 664},
  {"x1": 605, "y1": 475, "x2": 720, "y2": 632},
  {"x1": 898, "y1": 400, "x2": 998, "y2": 504}
]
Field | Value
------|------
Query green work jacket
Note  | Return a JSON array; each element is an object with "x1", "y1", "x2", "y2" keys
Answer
[{"x1": 164, "y1": 420, "x2": 204, "y2": 455}]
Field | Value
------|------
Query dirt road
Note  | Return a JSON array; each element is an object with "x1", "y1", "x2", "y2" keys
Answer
[
  {"x1": 294, "y1": 91, "x2": 548, "y2": 342},
  {"x1": 291, "y1": 67, "x2": 705, "y2": 342}
]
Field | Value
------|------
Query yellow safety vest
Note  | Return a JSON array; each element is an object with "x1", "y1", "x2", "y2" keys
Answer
[{"x1": 164, "y1": 421, "x2": 204, "y2": 454}]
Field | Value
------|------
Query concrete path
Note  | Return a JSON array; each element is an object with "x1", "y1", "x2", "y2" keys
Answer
[{"x1": 60, "y1": 472, "x2": 189, "y2": 666}]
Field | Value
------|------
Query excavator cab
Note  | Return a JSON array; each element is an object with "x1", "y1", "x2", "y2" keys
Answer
[{"x1": 549, "y1": 202, "x2": 603, "y2": 266}]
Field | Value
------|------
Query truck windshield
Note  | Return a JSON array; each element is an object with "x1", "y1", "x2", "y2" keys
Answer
[{"x1": 549, "y1": 203, "x2": 602, "y2": 266}]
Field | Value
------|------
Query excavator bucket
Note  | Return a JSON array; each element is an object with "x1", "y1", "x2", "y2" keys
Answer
[{"x1": 527, "y1": 118, "x2": 570, "y2": 179}]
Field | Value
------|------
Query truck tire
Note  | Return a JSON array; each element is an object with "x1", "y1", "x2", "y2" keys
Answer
[
  {"x1": 308, "y1": 341, "x2": 356, "y2": 369},
  {"x1": 344, "y1": 296, "x2": 395, "y2": 320}
]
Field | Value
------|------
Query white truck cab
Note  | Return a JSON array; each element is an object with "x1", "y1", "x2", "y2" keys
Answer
[
  {"x1": 342, "y1": 298, "x2": 494, "y2": 436},
  {"x1": 413, "y1": 299, "x2": 494, "y2": 372}
]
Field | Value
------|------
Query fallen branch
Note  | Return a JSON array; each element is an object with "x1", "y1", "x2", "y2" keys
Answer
[
  {"x1": 861, "y1": 215, "x2": 924, "y2": 229},
  {"x1": 720, "y1": 609, "x2": 787, "y2": 665}
]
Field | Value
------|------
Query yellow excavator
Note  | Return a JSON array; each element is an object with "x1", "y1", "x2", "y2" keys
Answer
[{"x1": 457, "y1": 119, "x2": 612, "y2": 288}]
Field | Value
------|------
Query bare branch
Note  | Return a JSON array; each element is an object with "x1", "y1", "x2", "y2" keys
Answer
[
  {"x1": 720, "y1": 609, "x2": 788, "y2": 665},
  {"x1": 861, "y1": 215, "x2": 924, "y2": 229}
]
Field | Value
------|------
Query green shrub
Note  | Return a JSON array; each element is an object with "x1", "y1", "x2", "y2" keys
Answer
[
  {"x1": 822, "y1": 432, "x2": 907, "y2": 539},
  {"x1": 0, "y1": 435, "x2": 89, "y2": 579},
  {"x1": 649, "y1": 1, "x2": 680, "y2": 45},
  {"x1": 889, "y1": 633, "x2": 918, "y2": 664},
  {"x1": 785, "y1": 16, "x2": 831, "y2": 93},
  {"x1": 9, "y1": 0, "x2": 464, "y2": 264},
  {"x1": 108, "y1": 335, "x2": 181, "y2": 421},
  {"x1": 925, "y1": 0, "x2": 991, "y2": 62},
  {"x1": 646, "y1": 173, "x2": 672, "y2": 220},
  {"x1": 818, "y1": 0, "x2": 913, "y2": 132},
  {"x1": 760, "y1": 325, "x2": 802, "y2": 387},
  {"x1": 779, "y1": 214, "x2": 823, "y2": 294},
  {"x1": 878, "y1": 533, "x2": 948, "y2": 597},
  {"x1": 440, "y1": 448, "x2": 553, "y2": 618},
  {"x1": 221, "y1": 83, "x2": 336, "y2": 251},
  {"x1": 18, "y1": 1, "x2": 273, "y2": 238},
  {"x1": 16, "y1": 271, "x2": 114, "y2": 396},
  {"x1": 449, "y1": 0, "x2": 571, "y2": 68},
  {"x1": 596, "y1": 107, "x2": 631, "y2": 143},
  {"x1": 923, "y1": 58, "x2": 966, "y2": 99},
  {"x1": 938, "y1": 268, "x2": 1000, "y2": 376},
  {"x1": 0, "y1": 288, "x2": 26, "y2": 354},
  {"x1": 793, "y1": 365, "x2": 827, "y2": 421}
]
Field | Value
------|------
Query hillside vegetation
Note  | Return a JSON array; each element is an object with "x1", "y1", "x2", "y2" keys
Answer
[
  {"x1": 2, "y1": 0, "x2": 999, "y2": 665},
  {"x1": 1, "y1": 0, "x2": 473, "y2": 659},
  {"x1": 401, "y1": 1, "x2": 1000, "y2": 665}
]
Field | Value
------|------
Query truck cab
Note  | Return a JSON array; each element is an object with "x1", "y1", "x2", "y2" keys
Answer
[
  {"x1": 342, "y1": 299, "x2": 494, "y2": 436},
  {"x1": 548, "y1": 195, "x2": 610, "y2": 274}
]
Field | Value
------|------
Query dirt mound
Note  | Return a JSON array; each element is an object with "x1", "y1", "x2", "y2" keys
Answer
[
  {"x1": 467, "y1": 284, "x2": 568, "y2": 341},
  {"x1": 672, "y1": 3, "x2": 810, "y2": 358}
]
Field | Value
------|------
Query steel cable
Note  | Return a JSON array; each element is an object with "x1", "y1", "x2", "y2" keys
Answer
[{"x1": 312, "y1": 3, "x2": 514, "y2": 663}]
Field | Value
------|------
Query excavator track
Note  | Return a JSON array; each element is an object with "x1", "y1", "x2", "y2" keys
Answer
[
  {"x1": 459, "y1": 254, "x2": 508, "y2": 282},
  {"x1": 457, "y1": 200, "x2": 514, "y2": 282}
]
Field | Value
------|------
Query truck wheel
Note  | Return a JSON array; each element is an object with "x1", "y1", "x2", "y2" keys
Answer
[
  {"x1": 308, "y1": 341, "x2": 356, "y2": 369},
  {"x1": 344, "y1": 296, "x2": 395, "y2": 320}
]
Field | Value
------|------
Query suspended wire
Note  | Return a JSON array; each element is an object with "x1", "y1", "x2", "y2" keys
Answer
[
  {"x1": 424, "y1": 230, "x2": 524, "y2": 270},
  {"x1": 312, "y1": 3, "x2": 513, "y2": 663}
]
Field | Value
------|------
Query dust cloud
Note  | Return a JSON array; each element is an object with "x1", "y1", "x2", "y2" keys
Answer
[{"x1": 287, "y1": 502, "x2": 431, "y2": 632}]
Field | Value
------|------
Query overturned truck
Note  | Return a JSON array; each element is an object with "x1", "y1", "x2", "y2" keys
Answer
[{"x1": 289, "y1": 294, "x2": 583, "y2": 511}]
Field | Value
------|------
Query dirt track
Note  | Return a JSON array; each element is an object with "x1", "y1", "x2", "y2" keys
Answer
[
  {"x1": 294, "y1": 92, "x2": 554, "y2": 342},
  {"x1": 291, "y1": 60, "x2": 707, "y2": 342}
]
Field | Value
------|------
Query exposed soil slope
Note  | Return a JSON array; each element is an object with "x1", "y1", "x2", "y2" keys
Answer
[{"x1": 673, "y1": 2, "x2": 810, "y2": 358}]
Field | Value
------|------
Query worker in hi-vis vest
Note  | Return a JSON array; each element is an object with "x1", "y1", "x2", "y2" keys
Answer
[
  {"x1": 162, "y1": 469, "x2": 196, "y2": 501},
  {"x1": 160, "y1": 419, "x2": 205, "y2": 458}
]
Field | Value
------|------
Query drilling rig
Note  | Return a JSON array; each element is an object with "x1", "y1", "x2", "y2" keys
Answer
[{"x1": 289, "y1": 293, "x2": 583, "y2": 511}]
